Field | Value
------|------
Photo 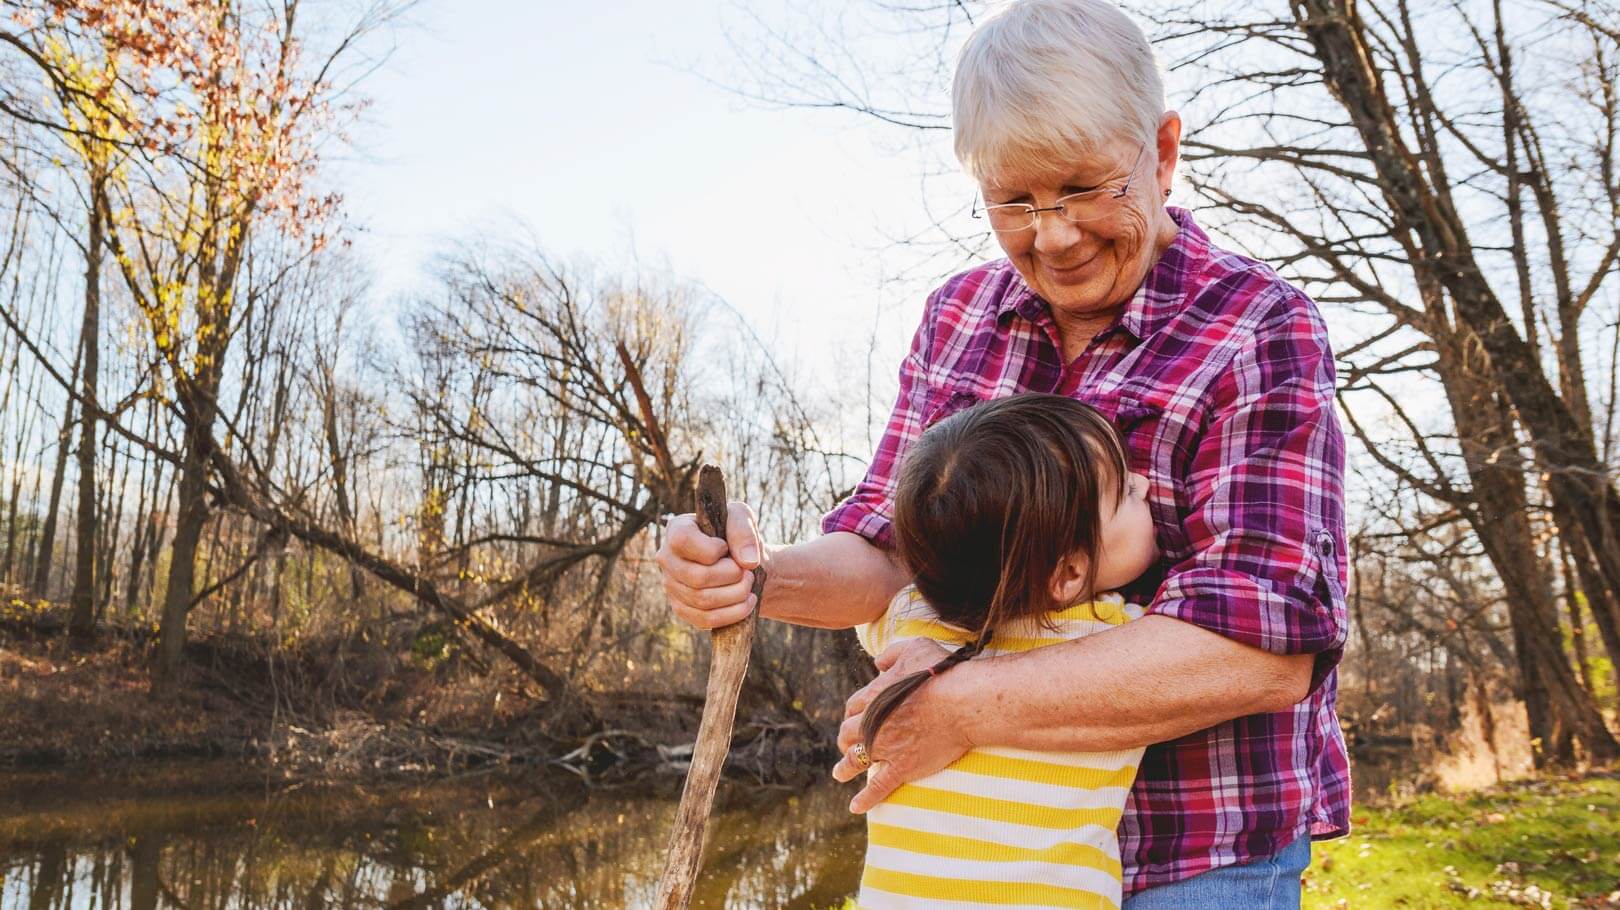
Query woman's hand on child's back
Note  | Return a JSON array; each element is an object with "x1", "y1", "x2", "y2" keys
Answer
[
  {"x1": 656, "y1": 500, "x2": 763, "y2": 630},
  {"x1": 833, "y1": 638, "x2": 976, "y2": 814}
]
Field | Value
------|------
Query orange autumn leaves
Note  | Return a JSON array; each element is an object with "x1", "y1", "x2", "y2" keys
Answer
[{"x1": 14, "y1": 0, "x2": 357, "y2": 374}]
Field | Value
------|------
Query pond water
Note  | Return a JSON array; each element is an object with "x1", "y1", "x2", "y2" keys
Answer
[
  {"x1": 0, "y1": 763, "x2": 864, "y2": 909},
  {"x1": 0, "y1": 753, "x2": 1417, "y2": 908}
]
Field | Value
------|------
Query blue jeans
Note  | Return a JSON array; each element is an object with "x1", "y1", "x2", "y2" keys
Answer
[{"x1": 1123, "y1": 835, "x2": 1311, "y2": 910}]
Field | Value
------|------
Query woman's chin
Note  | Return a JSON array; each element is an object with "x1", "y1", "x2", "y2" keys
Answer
[{"x1": 1032, "y1": 256, "x2": 1123, "y2": 310}]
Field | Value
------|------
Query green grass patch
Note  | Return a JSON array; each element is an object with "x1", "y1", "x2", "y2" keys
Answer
[
  {"x1": 1305, "y1": 773, "x2": 1620, "y2": 908},
  {"x1": 824, "y1": 774, "x2": 1619, "y2": 908}
]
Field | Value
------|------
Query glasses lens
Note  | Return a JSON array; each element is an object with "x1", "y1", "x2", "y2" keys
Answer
[
  {"x1": 1058, "y1": 190, "x2": 1119, "y2": 223},
  {"x1": 984, "y1": 206, "x2": 1034, "y2": 233}
]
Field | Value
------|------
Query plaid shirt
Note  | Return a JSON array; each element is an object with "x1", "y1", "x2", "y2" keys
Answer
[{"x1": 823, "y1": 208, "x2": 1350, "y2": 893}]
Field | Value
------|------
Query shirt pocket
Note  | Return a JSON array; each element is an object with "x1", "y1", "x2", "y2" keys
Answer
[{"x1": 920, "y1": 385, "x2": 984, "y2": 429}]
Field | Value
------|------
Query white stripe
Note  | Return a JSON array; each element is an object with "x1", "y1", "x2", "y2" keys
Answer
[
  {"x1": 919, "y1": 768, "x2": 1135, "y2": 809},
  {"x1": 857, "y1": 885, "x2": 1091, "y2": 910},
  {"x1": 972, "y1": 745, "x2": 1144, "y2": 771},
  {"x1": 865, "y1": 843, "x2": 1124, "y2": 899},
  {"x1": 870, "y1": 804, "x2": 1121, "y2": 852}
]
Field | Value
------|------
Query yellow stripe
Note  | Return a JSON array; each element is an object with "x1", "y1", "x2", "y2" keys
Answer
[
  {"x1": 885, "y1": 785, "x2": 1124, "y2": 830},
  {"x1": 947, "y1": 751, "x2": 1140, "y2": 790},
  {"x1": 868, "y1": 823, "x2": 1122, "y2": 878},
  {"x1": 895, "y1": 618, "x2": 973, "y2": 643},
  {"x1": 894, "y1": 605, "x2": 1129, "y2": 652},
  {"x1": 861, "y1": 866, "x2": 1118, "y2": 909},
  {"x1": 893, "y1": 620, "x2": 1073, "y2": 653}
]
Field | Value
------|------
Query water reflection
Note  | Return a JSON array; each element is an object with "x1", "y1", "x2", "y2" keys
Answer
[{"x1": 0, "y1": 763, "x2": 863, "y2": 909}]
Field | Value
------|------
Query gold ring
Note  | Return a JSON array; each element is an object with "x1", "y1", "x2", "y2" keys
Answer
[{"x1": 850, "y1": 742, "x2": 873, "y2": 769}]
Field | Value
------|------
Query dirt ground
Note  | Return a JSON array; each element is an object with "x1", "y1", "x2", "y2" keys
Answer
[{"x1": 0, "y1": 625, "x2": 265, "y2": 767}]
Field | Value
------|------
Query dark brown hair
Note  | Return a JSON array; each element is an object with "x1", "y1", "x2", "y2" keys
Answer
[{"x1": 860, "y1": 393, "x2": 1128, "y2": 751}]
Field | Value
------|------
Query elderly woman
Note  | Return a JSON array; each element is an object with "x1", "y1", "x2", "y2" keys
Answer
[{"x1": 657, "y1": 0, "x2": 1349, "y2": 906}]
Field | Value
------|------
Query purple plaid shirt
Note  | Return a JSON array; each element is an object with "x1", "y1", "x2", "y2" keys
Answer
[{"x1": 824, "y1": 208, "x2": 1350, "y2": 893}]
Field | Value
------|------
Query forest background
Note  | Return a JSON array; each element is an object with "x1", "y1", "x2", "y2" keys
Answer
[{"x1": 1, "y1": 0, "x2": 1618, "y2": 800}]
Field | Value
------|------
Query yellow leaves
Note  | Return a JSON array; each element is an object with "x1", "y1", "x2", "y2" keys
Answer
[{"x1": 42, "y1": 32, "x2": 132, "y2": 165}]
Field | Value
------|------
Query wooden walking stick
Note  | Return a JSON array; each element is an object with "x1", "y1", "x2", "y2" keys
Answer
[{"x1": 653, "y1": 464, "x2": 765, "y2": 909}]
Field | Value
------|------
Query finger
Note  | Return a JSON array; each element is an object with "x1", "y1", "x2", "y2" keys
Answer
[
  {"x1": 830, "y1": 751, "x2": 865, "y2": 783},
  {"x1": 836, "y1": 712, "x2": 863, "y2": 754},
  {"x1": 874, "y1": 641, "x2": 916, "y2": 672},
  {"x1": 663, "y1": 514, "x2": 731, "y2": 564},
  {"x1": 660, "y1": 551, "x2": 746, "y2": 591},
  {"x1": 662, "y1": 572, "x2": 756, "y2": 613},
  {"x1": 671, "y1": 596, "x2": 756, "y2": 631},
  {"x1": 844, "y1": 669, "x2": 899, "y2": 721},
  {"x1": 725, "y1": 501, "x2": 762, "y2": 569},
  {"x1": 849, "y1": 762, "x2": 903, "y2": 814}
]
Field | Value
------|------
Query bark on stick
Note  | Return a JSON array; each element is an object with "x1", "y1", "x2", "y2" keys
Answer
[{"x1": 654, "y1": 465, "x2": 764, "y2": 909}]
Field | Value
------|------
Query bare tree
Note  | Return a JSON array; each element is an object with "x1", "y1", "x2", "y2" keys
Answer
[{"x1": 710, "y1": 0, "x2": 1620, "y2": 761}]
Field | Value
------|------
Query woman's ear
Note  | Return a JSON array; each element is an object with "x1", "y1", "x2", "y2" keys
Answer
[
  {"x1": 1156, "y1": 111, "x2": 1183, "y2": 196},
  {"x1": 1048, "y1": 550, "x2": 1091, "y2": 606}
]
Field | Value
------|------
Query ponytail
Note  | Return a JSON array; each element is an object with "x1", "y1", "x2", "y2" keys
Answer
[{"x1": 860, "y1": 630, "x2": 993, "y2": 753}]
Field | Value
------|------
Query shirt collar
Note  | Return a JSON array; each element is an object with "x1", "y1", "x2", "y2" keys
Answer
[{"x1": 996, "y1": 207, "x2": 1208, "y2": 341}]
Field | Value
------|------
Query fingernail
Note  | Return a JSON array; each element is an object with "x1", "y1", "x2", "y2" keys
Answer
[{"x1": 739, "y1": 545, "x2": 759, "y2": 565}]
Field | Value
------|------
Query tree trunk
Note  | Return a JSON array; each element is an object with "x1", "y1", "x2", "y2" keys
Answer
[
  {"x1": 1432, "y1": 325, "x2": 1618, "y2": 763},
  {"x1": 97, "y1": 423, "x2": 129, "y2": 620},
  {"x1": 1, "y1": 363, "x2": 42, "y2": 582},
  {"x1": 1295, "y1": 0, "x2": 1620, "y2": 637},
  {"x1": 321, "y1": 382, "x2": 366, "y2": 601},
  {"x1": 29, "y1": 336, "x2": 82, "y2": 596},
  {"x1": 155, "y1": 388, "x2": 219, "y2": 681},
  {"x1": 1563, "y1": 543, "x2": 1598, "y2": 698},
  {"x1": 124, "y1": 401, "x2": 165, "y2": 619},
  {"x1": 69, "y1": 180, "x2": 103, "y2": 639},
  {"x1": 1548, "y1": 501, "x2": 1620, "y2": 682}
]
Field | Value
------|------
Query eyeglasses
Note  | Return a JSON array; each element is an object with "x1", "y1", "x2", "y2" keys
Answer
[{"x1": 972, "y1": 143, "x2": 1151, "y2": 234}]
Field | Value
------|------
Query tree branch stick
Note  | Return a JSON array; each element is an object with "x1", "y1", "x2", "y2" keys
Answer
[{"x1": 654, "y1": 465, "x2": 764, "y2": 909}]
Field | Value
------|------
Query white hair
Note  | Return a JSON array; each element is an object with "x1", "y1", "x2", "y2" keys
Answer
[{"x1": 952, "y1": 0, "x2": 1166, "y2": 183}]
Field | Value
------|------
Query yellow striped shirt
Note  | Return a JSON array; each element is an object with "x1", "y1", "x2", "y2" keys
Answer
[{"x1": 853, "y1": 586, "x2": 1145, "y2": 910}]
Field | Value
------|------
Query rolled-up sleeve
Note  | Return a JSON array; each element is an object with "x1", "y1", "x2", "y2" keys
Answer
[
  {"x1": 1146, "y1": 293, "x2": 1348, "y2": 694},
  {"x1": 820, "y1": 293, "x2": 940, "y2": 549}
]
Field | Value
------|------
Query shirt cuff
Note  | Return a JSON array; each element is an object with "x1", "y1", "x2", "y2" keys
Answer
[{"x1": 1146, "y1": 564, "x2": 1345, "y2": 696}]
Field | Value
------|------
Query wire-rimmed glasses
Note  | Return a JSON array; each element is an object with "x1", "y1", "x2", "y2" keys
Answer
[{"x1": 972, "y1": 143, "x2": 1152, "y2": 233}]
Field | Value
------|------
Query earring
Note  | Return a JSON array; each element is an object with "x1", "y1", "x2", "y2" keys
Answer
[{"x1": 1163, "y1": 188, "x2": 1172, "y2": 198}]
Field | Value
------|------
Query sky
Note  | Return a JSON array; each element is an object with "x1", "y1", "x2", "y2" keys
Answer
[
  {"x1": 327, "y1": 0, "x2": 1442, "y2": 515},
  {"x1": 336, "y1": 0, "x2": 950, "y2": 396}
]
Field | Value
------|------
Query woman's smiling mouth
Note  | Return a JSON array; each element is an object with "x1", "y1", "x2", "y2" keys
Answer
[{"x1": 1041, "y1": 254, "x2": 1097, "y2": 282}]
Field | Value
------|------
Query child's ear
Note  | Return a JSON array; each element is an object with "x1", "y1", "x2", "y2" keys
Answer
[{"x1": 1048, "y1": 551, "x2": 1091, "y2": 606}]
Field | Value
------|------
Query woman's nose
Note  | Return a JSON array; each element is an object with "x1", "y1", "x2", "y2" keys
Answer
[{"x1": 1031, "y1": 212, "x2": 1085, "y2": 255}]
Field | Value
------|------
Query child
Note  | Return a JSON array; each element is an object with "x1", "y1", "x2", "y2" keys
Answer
[{"x1": 851, "y1": 392, "x2": 1159, "y2": 910}]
